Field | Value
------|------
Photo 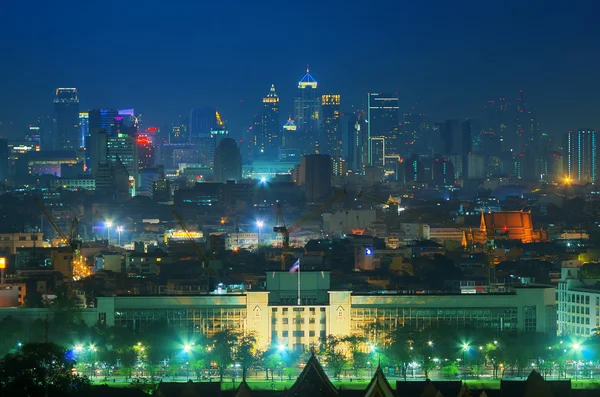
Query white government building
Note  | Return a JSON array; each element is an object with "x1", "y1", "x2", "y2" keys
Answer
[{"x1": 0, "y1": 271, "x2": 557, "y2": 349}]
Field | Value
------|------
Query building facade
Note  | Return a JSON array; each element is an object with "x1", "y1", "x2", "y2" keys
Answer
[
  {"x1": 557, "y1": 266, "x2": 600, "y2": 337},
  {"x1": 367, "y1": 93, "x2": 399, "y2": 163},
  {"x1": 294, "y1": 68, "x2": 320, "y2": 154},
  {"x1": 567, "y1": 128, "x2": 596, "y2": 183},
  {"x1": 53, "y1": 88, "x2": 80, "y2": 151}
]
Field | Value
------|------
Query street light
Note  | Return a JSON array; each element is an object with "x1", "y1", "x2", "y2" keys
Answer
[
  {"x1": 116, "y1": 226, "x2": 124, "y2": 246},
  {"x1": 256, "y1": 221, "x2": 264, "y2": 246},
  {"x1": 105, "y1": 221, "x2": 113, "y2": 241},
  {"x1": 462, "y1": 343, "x2": 470, "y2": 379}
]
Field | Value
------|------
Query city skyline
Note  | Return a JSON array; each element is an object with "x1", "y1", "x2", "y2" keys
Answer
[{"x1": 1, "y1": 1, "x2": 599, "y2": 139}]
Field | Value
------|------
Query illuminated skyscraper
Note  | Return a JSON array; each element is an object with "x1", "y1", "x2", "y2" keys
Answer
[
  {"x1": 282, "y1": 116, "x2": 298, "y2": 150},
  {"x1": 367, "y1": 93, "x2": 399, "y2": 164},
  {"x1": 294, "y1": 68, "x2": 320, "y2": 154},
  {"x1": 53, "y1": 88, "x2": 80, "y2": 150},
  {"x1": 107, "y1": 132, "x2": 138, "y2": 191},
  {"x1": 321, "y1": 94, "x2": 341, "y2": 158},
  {"x1": 259, "y1": 84, "x2": 280, "y2": 158},
  {"x1": 79, "y1": 112, "x2": 89, "y2": 149},
  {"x1": 567, "y1": 129, "x2": 596, "y2": 183},
  {"x1": 137, "y1": 135, "x2": 155, "y2": 170},
  {"x1": 89, "y1": 109, "x2": 121, "y2": 137}
]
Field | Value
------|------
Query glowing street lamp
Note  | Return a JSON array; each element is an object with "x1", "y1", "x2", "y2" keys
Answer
[
  {"x1": 116, "y1": 226, "x2": 124, "y2": 246},
  {"x1": 277, "y1": 344, "x2": 286, "y2": 353},
  {"x1": 105, "y1": 221, "x2": 113, "y2": 241},
  {"x1": 256, "y1": 220, "x2": 264, "y2": 246}
]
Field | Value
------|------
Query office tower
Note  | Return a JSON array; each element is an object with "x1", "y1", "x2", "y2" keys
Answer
[
  {"x1": 467, "y1": 153, "x2": 486, "y2": 179},
  {"x1": 401, "y1": 110, "x2": 430, "y2": 155},
  {"x1": 189, "y1": 108, "x2": 217, "y2": 144},
  {"x1": 89, "y1": 129, "x2": 108, "y2": 176},
  {"x1": 484, "y1": 97, "x2": 512, "y2": 152},
  {"x1": 321, "y1": 94, "x2": 342, "y2": 158},
  {"x1": 294, "y1": 68, "x2": 320, "y2": 154},
  {"x1": 260, "y1": 84, "x2": 280, "y2": 158},
  {"x1": 107, "y1": 132, "x2": 138, "y2": 191},
  {"x1": 436, "y1": 119, "x2": 473, "y2": 178},
  {"x1": 137, "y1": 134, "x2": 155, "y2": 170},
  {"x1": 214, "y1": 138, "x2": 242, "y2": 183},
  {"x1": 367, "y1": 93, "x2": 400, "y2": 165},
  {"x1": 346, "y1": 112, "x2": 368, "y2": 175},
  {"x1": 433, "y1": 155, "x2": 455, "y2": 186},
  {"x1": 79, "y1": 112, "x2": 89, "y2": 149},
  {"x1": 282, "y1": 117, "x2": 298, "y2": 149},
  {"x1": 53, "y1": 88, "x2": 80, "y2": 150},
  {"x1": 370, "y1": 137, "x2": 386, "y2": 168},
  {"x1": 302, "y1": 154, "x2": 332, "y2": 202},
  {"x1": 567, "y1": 129, "x2": 597, "y2": 183},
  {"x1": 170, "y1": 113, "x2": 189, "y2": 143},
  {"x1": 405, "y1": 154, "x2": 424, "y2": 183},
  {"x1": 89, "y1": 109, "x2": 122, "y2": 137}
]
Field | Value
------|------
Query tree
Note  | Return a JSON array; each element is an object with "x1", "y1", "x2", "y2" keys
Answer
[
  {"x1": 0, "y1": 342, "x2": 91, "y2": 397},
  {"x1": 237, "y1": 332, "x2": 258, "y2": 380},
  {"x1": 441, "y1": 362, "x2": 459, "y2": 378},
  {"x1": 343, "y1": 335, "x2": 368, "y2": 377},
  {"x1": 191, "y1": 358, "x2": 206, "y2": 380},
  {"x1": 390, "y1": 327, "x2": 415, "y2": 381},
  {"x1": 320, "y1": 335, "x2": 348, "y2": 379},
  {"x1": 262, "y1": 350, "x2": 281, "y2": 380},
  {"x1": 209, "y1": 329, "x2": 238, "y2": 382},
  {"x1": 119, "y1": 348, "x2": 137, "y2": 381}
]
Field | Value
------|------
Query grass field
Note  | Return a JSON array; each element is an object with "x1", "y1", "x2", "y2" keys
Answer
[{"x1": 92, "y1": 377, "x2": 600, "y2": 391}]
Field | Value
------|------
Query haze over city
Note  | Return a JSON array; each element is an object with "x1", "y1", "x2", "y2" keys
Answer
[{"x1": 1, "y1": 0, "x2": 600, "y2": 137}]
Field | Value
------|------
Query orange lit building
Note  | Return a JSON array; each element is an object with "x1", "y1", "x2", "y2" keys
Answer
[{"x1": 465, "y1": 210, "x2": 547, "y2": 246}]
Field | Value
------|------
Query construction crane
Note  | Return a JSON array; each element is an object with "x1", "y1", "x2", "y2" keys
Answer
[
  {"x1": 172, "y1": 211, "x2": 207, "y2": 268},
  {"x1": 34, "y1": 198, "x2": 88, "y2": 280},
  {"x1": 273, "y1": 188, "x2": 347, "y2": 269}
]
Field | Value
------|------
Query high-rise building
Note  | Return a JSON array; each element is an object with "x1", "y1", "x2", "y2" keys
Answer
[
  {"x1": 567, "y1": 129, "x2": 597, "y2": 183},
  {"x1": 367, "y1": 93, "x2": 400, "y2": 164},
  {"x1": 214, "y1": 138, "x2": 242, "y2": 183},
  {"x1": 436, "y1": 119, "x2": 473, "y2": 178},
  {"x1": 347, "y1": 112, "x2": 368, "y2": 175},
  {"x1": 53, "y1": 88, "x2": 80, "y2": 150},
  {"x1": 282, "y1": 117, "x2": 298, "y2": 150},
  {"x1": 89, "y1": 129, "x2": 108, "y2": 176},
  {"x1": 405, "y1": 154, "x2": 424, "y2": 183},
  {"x1": 260, "y1": 84, "x2": 280, "y2": 158},
  {"x1": 189, "y1": 108, "x2": 217, "y2": 144},
  {"x1": 401, "y1": 110, "x2": 430, "y2": 155},
  {"x1": 432, "y1": 155, "x2": 455, "y2": 186},
  {"x1": 321, "y1": 94, "x2": 341, "y2": 158},
  {"x1": 107, "y1": 132, "x2": 138, "y2": 191},
  {"x1": 137, "y1": 135, "x2": 155, "y2": 171},
  {"x1": 79, "y1": 112, "x2": 89, "y2": 149},
  {"x1": 0, "y1": 139, "x2": 8, "y2": 189},
  {"x1": 302, "y1": 154, "x2": 332, "y2": 202},
  {"x1": 89, "y1": 109, "x2": 122, "y2": 137},
  {"x1": 294, "y1": 68, "x2": 320, "y2": 154}
]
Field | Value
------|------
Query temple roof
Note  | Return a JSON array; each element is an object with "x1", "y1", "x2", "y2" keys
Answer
[
  {"x1": 234, "y1": 380, "x2": 253, "y2": 397},
  {"x1": 362, "y1": 365, "x2": 395, "y2": 397},
  {"x1": 481, "y1": 210, "x2": 532, "y2": 231},
  {"x1": 287, "y1": 353, "x2": 338, "y2": 397}
]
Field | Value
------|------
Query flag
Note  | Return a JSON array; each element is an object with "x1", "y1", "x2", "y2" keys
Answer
[{"x1": 289, "y1": 259, "x2": 300, "y2": 273}]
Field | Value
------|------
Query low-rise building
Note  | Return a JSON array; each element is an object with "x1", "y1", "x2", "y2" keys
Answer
[{"x1": 557, "y1": 265, "x2": 600, "y2": 336}]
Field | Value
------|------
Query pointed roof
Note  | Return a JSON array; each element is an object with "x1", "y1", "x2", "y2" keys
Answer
[
  {"x1": 362, "y1": 365, "x2": 395, "y2": 397},
  {"x1": 523, "y1": 370, "x2": 553, "y2": 397},
  {"x1": 283, "y1": 116, "x2": 297, "y2": 131},
  {"x1": 263, "y1": 84, "x2": 279, "y2": 104},
  {"x1": 457, "y1": 382, "x2": 471, "y2": 397},
  {"x1": 234, "y1": 380, "x2": 253, "y2": 397},
  {"x1": 287, "y1": 353, "x2": 338, "y2": 397},
  {"x1": 420, "y1": 381, "x2": 439, "y2": 397},
  {"x1": 298, "y1": 67, "x2": 317, "y2": 89}
]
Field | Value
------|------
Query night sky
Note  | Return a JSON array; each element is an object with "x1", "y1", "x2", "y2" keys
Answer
[{"x1": 0, "y1": 0, "x2": 598, "y2": 139}]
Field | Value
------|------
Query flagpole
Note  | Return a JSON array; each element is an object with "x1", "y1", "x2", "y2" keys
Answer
[{"x1": 297, "y1": 260, "x2": 301, "y2": 306}]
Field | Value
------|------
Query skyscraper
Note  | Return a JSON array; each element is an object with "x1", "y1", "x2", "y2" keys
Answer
[
  {"x1": 107, "y1": 132, "x2": 139, "y2": 191},
  {"x1": 294, "y1": 68, "x2": 320, "y2": 154},
  {"x1": 79, "y1": 112, "x2": 89, "y2": 149},
  {"x1": 189, "y1": 108, "x2": 217, "y2": 144},
  {"x1": 302, "y1": 154, "x2": 332, "y2": 202},
  {"x1": 567, "y1": 129, "x2": 597, "y2": 183},
  {"x1": 214, "y1": 138, "x2": 242, "y2": 183},
  {"x1": 260, "y1": 84, "x2": 280, "y2": 158},
  {"x1": 89, "y1": 109, "x2": 121, "y2": 137},
  {"x1": 347, "y1": 112, "x2": 368, "y2": 175},
  {"x1": 321, "y1": 94, "x2": 342, "y2": 158},
  {"x1": 53, "y1": 88, "x2": 80, "y2": 150},
  {"x1": 367, "y1": 93, "x2": 400, "y2": 164}
]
